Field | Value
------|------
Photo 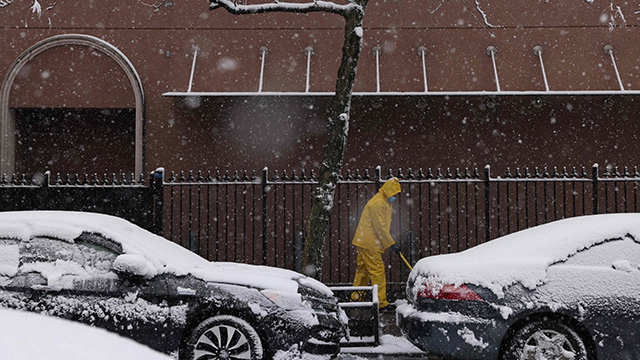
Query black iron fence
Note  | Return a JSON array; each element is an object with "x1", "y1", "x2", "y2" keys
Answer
[
  {"x1": 2, "y1": 165, "x2": 639, "y2": 286},
  {"x1": 161, "y1": 164, "x2": 640, "y2": 286},
  {"x1": 0, "y1": 171, "x2": 163, "y2": 235}
]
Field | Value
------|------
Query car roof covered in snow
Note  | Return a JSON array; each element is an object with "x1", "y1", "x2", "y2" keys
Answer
[
  {"x1": 0, "y1": 308, "x2": 173, "y2": 360},
  {"x1": 410, "y1": 213, "x2": 640, "y2": 297},
  {"x1": 0, "y1": 211, "x2": 331, "y2": 296}
]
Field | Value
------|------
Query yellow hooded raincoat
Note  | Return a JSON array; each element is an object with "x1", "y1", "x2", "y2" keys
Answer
[{"x1": 352, "y1": 178, "x2": 401, "y2": 308}]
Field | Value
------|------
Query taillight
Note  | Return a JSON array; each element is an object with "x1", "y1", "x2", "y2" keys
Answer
[{"x1": 418, "y1": 283, "x2": 483, "y2": 301}]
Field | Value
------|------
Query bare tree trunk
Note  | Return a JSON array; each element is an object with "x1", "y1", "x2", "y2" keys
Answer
[{"x1": 301, "y1": 9, "x2": 365, "y2": 279}]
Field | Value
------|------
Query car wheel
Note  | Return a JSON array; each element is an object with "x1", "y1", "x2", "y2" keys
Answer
[
  {"x1": 502, "y1": 318, "x2": 589, "y2": 360},
  {"x1": 183, "y1": 315, "x2": 263, "y2": 360}
]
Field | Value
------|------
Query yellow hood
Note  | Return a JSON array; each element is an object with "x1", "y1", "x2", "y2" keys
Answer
[{"x1": 380, "y1": 177, "x2": 401, "y2": 199}]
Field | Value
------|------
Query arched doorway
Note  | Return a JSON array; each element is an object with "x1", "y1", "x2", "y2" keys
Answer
[{"x1": 0, "y1": 34, "x2": 144, "y2": 176}]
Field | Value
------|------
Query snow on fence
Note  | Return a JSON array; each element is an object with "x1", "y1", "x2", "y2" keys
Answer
[{"x1": 1, "y1": 164, "x2": 640, "y2": 287}]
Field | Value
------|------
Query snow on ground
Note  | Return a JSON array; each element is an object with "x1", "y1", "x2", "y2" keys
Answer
[
  {"x1": 341, "y1": 334, "x2": 425, "y2": 355},
  {"x1": 410, "y1": 213, "x2": 640, "y2": 297},
  {"x1": 0, "y1": 309, "x2": 172, "y2": 360}
]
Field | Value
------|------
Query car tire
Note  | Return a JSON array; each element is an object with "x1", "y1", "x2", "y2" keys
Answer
[
  {"x1": 182, "y1": 315, "x2": 264, "y2": 360},
  {"x1": 502, "y1": 318, "x2": 589, "y2": 360}
]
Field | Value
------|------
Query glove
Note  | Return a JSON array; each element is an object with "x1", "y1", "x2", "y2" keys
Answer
[{"x1": 390, "y1": 244, "x2": 401, "y2": 254}]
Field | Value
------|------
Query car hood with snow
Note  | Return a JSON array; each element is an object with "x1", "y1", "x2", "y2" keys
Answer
[
  {"x1": 409, "y1": 213, "x2": 640, "y2": 297},
  {"x1": 0, "y1": 211, "x2": 332, "y2": 296},
  {"x1": 0, "y1": 309, "x2": 172, "y2": 360}
]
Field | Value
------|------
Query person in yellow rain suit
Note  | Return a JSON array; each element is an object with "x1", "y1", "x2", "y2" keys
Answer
[{"x1": 352, "y1": 177, "x2": 401, "y2": 310}]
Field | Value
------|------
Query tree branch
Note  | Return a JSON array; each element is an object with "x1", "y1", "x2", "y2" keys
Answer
[{"x1": 209, "y1": 0, "x2": 359, "y2": 17}]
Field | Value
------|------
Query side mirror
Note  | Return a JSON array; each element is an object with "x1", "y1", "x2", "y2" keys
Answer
[{"x1": 113, "y1": 254, "x2": 157, "y2": 280}]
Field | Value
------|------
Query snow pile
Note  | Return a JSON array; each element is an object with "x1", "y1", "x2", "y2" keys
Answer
[
  {"x1": 410, "y1": 214, "x2": 640, "y2": 297},
  {"x1": 341, "y1": 334, "x2": 424, "y2": 355},
  {"x1": 0, "y1": 309, "x2": 172, "y2": 360},
  {"x1": 0, "y1": 211, "x2": 332, "y2": 296}
]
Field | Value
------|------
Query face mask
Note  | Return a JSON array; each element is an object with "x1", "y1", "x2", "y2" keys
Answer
[{"x1": 389, "y1": 196, "x2": 397, "y2": 203}]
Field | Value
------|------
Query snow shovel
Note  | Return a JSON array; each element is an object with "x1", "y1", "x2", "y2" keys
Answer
[{"x1": 398, "y1": 251, "x2": 413, "y2": 271}]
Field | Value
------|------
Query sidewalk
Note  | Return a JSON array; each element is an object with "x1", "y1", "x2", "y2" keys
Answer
[{"x1": 340, "y1": 308, "x2": 432, "y2": 359}]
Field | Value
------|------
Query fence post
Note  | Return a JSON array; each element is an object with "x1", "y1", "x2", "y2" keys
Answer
[
  {"x1": 262, "y1": 167, "x2": 268, "y2": 266},
  {"x1": 484, "y1": 165, "x2": 491, "y2": 242},
  {"x1": 152, "y1": 168, "x2": 164, "y2": 236},
  {"x1": 592, "y1": 163, "x2": 599, "y2": 215},
  {"x1": 375, "y1": 166, "x2": 381, "y2": 191},
  {"x1": 43, "y1": 171, "x2": 50, "y2": 188}
]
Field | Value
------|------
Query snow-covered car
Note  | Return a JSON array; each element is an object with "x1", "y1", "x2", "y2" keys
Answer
[
  {"x1": 0, "y1": 211, "x2": 346, "y2": 359},
  {"x1": 0, "y1": 308, "x2": 173, "y2": 360},
  {"x1": 398, "y1": 213, "x2": 640, "y2": 360}
]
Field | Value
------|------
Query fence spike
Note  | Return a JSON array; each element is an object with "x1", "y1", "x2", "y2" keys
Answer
[
  {"x1": 178, "y1": 171, "x2": 185, "y2": 182},
  {"x1": 205, "y1": 171, "x2": 213, "y2": 182},
  {"x1": 427, "y1": 168, "x2": 434, "y2": 179},
  {"x1": 397, "y1": 168, "x2": 405, "y2": 179},
  {"x1": 139, "y1": 173, "x2": 145, "y2": 184},
  {"x1": 407, "y1": 168, "x2": 414, "y2": 179},
  {"x1": 542, "y1": 167, "x2": 549, "y2": 178},
  {"x1": 101, "y1": 173, "x2": 108, "y2": 185},
  {"x1": 300, "y1": 169, "x2": 307, "y2": 181},
  {"x1": 112, "y1": 173, "x2": 119, "y2": 185},
  {"x1": 602, "y1": 167, "x2": 610, "y2": 178},
  {"x1": 240, "y1": 170, "x2": 247, "y2": 182},
  {"x1": 251, "y1": 170, "x2": 257, "y2": 181},
  {"x1": 515, "y1": 167, "x2": 523, "y2": 178},
  {"x1": 168, "y1": 171, "x2": 175, "y2": 182},
  {"x1": 22, "y1": 174, "x2": 28, "y2": 185},
  {"x1": 120, "y1": 173, "x2": 127, "y2": 185},
  {"x1": 387, "y1": 169, "x2": 393, "y2": 179},
  {"x1": 345, "y1": 170, "x2": 352, "y2": 180},
  {"x1": 1, "y1": 173, "x2": 6, "y2": 185},
  {"x1": 633, "y1": 166, "x2": 640, "y2": 177},
  {"x1": 310, "y1": 169, "x2": 316, "y2": 181},
  {"x1": 355, "y1": 169, "x2": 363, "y2": 180},
  {"x1": 224, "y1": 170, "x2": 231, "y2": 182},
  {"x1": 363, "y1": 169, "x2": 370, "y2": 180},
  {"x1": 243, "y1": 170, "x2": 250, "y2": 181},
  {"x1": 473, "y1": 168, "x2": 480, "y2": 179},
  {"x1": 417, "y1": 168, "x2": 425, "y2": 180},
  {"x1": 533, "y1": 167, "x2": 540, "y2": 178},
  {"x1": 337, "y1": 172, "x2": 343, "y2": 181},
  {"x1": 524, "y1": 167, "x2": 531, "y2": 178},
  {"x1": 282, "y1": 170, "x2": 289, "y2": 181},
  {"x1": 570, "y1": 167, "x2": 577, "y2": 178},
  {"x1": 561, "y1": 167, "x2": 568, "y2": 178},
  {"x1": 196, "y1": 170, "x2": 203, "y2": 182},
  {"x1": 187, "y1": 170, "x2": 194, "y2": 182},
  {"x1": 130, "y1": 173, "x2": 135, "y2": 185},
  {"x1": 455, "y1": 168, "x2": 461, "y2": 179},
  {"x1": 464, "y1": 168, "x2": 471, "y2": 179},
  {"x1": 581, "y1": 167, "x2": 587, "y2": 178},
  {"x1": 624, "y1": 166, "x2": 630, "y2": 177},
  {"x1": 503, "y1": 167, "x2": 511, "y2": 178},
  {"x1": 290, "y1": 169, "x2": 297, "y2": 181},
  {"x1": 552, "y1": 167, "x2": 559, "y2": 178},
  {"x1": 613, "y1": 166, "x2": 620, "y2": 177},
  {"x1": 436, "y1": 168, "x2": 443, "y2": 179},
  {"x1": 272, "y1": 170, "x2": 279, "y2": 181}
]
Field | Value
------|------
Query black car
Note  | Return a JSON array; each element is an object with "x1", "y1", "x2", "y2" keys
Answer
[
  {"x1": 398, "y1": 213, "x2": 640, "y2": 360},
  {"x1": 0, "y1": 211, "x2": 346, "y2": 359}
]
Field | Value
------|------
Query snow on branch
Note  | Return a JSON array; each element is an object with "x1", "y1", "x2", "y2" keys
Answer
[
  {"x1": 209, "y1": 0, "x2": 360, "y2": 17},
  {"x1": 473, "y1": 0, "x2": 496, "y2": 28}
]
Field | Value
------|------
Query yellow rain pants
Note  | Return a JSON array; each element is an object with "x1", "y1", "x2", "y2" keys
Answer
[{"x1": 353, "y1": 247, "x2": 389, "y2": 308}]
